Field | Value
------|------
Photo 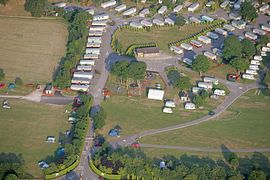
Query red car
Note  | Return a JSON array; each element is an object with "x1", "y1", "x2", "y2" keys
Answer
[
  {"x1": 0, "y1": 83, "x2": 5, "y2": 89},
  {"x1": 227, "y1": 74, "x2": 239, "y2": 82},
  {"x1": 131, "y1": 142, "x2": 140, "y2": 148}
]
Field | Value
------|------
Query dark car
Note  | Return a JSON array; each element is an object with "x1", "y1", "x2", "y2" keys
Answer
[{"x1": 209, "y1": 111, "x2": 215, "y2": 116}]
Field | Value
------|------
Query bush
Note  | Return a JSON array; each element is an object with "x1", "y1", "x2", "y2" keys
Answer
[
  {"x1": 14, "y1": 77, "x2": 23, "y2": 86},
  {"x1": 93, "y1": 107, "x2": 106, "y2": 129},
  {"x1": 0, "y1": 68, "x2": 5, "y2": 81}
]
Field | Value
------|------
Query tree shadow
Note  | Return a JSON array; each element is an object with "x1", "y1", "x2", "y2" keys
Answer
[
  {"x1": 105, "y1": 52, "x2": 136, "y2": 71},
  {"x1": 178, "y1": 154, "x2": 217, "y2": 169}
]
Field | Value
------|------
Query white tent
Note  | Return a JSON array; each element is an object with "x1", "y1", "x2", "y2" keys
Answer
[{"x1": 147, "y1": 89, "x2": 164, "y2": 100}]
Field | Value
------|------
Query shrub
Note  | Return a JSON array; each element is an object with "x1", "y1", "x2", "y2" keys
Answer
[
  {"x1": 14, "y1": 77, "x2": 23, "y2": 86},
  {"x1": 0, "y1": 68, "x2": 5, "y2": 81}
]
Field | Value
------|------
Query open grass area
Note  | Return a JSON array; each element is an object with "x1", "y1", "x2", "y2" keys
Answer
[
  {"x1": 0, "y1": 0, "x2": 29, "y2": 16},
  {"x1": 141, "y1": 90, "x2": 270, "y2": 150},
  {"x1": 0, "y1": 98, "x2": 70, "y2": 177},
  {"x1": 115, "y1": 24, "x2": 210, "y2": 53},
  {"x1": 0, "y1": 16, "x2": 67, "y2": 84}
]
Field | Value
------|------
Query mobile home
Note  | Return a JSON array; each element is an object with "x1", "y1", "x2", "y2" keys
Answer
[
  {"x1": 246, "y1": 69, "x2": 258, "y2": 75},
  {"x1": 123, "y1": 7, "x2": 137, "y2": 16},
  {"x1": 170, "y1": 46, "x2": 183, "y2": 54},
  {"x1": 204, "y1": 51, "x2": 217, "y2": 60},
  {"x1": 185, "y1": 102, "x2": 196, "y2": 110},
  {"x1": 139, "y1": 8, "x2": 150, "y2": 17},
  {"x1": 203, "y1": 77, "x2": 218, "y2": 85},
  {"x1": 215, "y1": 28, "x2": 227, "y2": 36},
  {"x1": 190, "y1": 40, "x2": 203, "y2": 48},
  {"x1": 115, "y1": 4, "x2": 127, "y2": 12},
  {"x1": 259, "y1": 4, "x2": 269, "y2": 12},
  {"x1": 158, "y1": 6, "x2": 167, "y2": 14},
  {"x1": 93, "y1": 13, "x2": 109, "y2": 21},
  {"x1": 84, "y1": 54, "x2": 99, "y2": 59},
  {"x1": 214, "y1": 89, "x2": 226, "y2": 96},
  {"x1": 232, "y1": 20, "x2": 246, "y2": 29},
  {"x1": 165, "y1": 17, "x2": 175, "y2": 25},
  {"x1": 242, "y1": 73, "x2": 255, "y2": 80},
  {"x1": 183, "y1": 58, "x2": 193, "y2": 66},
  {"x1": 188, "y1": 2, "x2": 199, "y2": 12},
  {"x1": 249, "y1": 65, "x2": 259, "y2": 70},
  {"x1": 92, "y1": 20, "x2": 107, "y2": 26},
  {"x1": 71, "y1": 77, "x2": 91, "y2": 84},
  {"x1": 220, "y1": 0, "x2": 229, "y2": 9},
  {"x1": 85, "y1": 48, "x2": 100, "y2": 55},
  {"x1": 173, "y1": 4, "x2": 183, "y2": 13},
  {"x1": 181, "y1": 43, "x2": 193, "y2": 50},
  {"x1": 250, "y1": 60, "x2": 260, "y2": 65},
  {"x1": 244, "y1": 32, "x2": 258, "y2": 41},
  {"x1": 192, "y1": 87, "x2": 204, "y2": 94},
  {"x1": 254, "y1": 55, "x2": 262, "y2": 61},
  {"x1": 70, "y1": 84, "x2": 90, "y2": 91},
  {"x1": 101, "y1": 0, "x2": 116, "y2": 8},
  {"x1": 76, "y1": 65, "x2": 93, "y2": 71},
  {"x1": 79, "y1": 59, "x2": 95, "y2": 65},
  {"x1": 89, "y1": 25, "x2": 106, "y2": 32},
  {"x1": 73, "y1": 71, "x2": 93, "y2": 79},
  {"x1": 189, "y1": 16, "x2": 202, "y2": 23},
  {"x1": 201, "y1": 15, "x2": 214, "y2": 22},
  {"x1": 89, "y1": 31, "x2": 103, "y2": 36},
  {"x1": 153, "y1": 18, "x2": 165, "y2": 26},
  {"x1": 223, "y1": 24, "x2": 235, "y2": 31},
  {"x1": 252, "y1": 28, "x2": 266, "y2": 36},
  {"x1": 198, "y1": 36, "x2": 211, "y2": 44},
  {"x1": 198, "y1": 82, "x2": 213, "y2": 89},
  {"x1": 207, "y1": 32, "x2": 219, "y2": 40},
  {"x1": 130, "y1": 21, "x2": 143, "y2": 28},
  {"x1": 140, "y1": 19, "x2": 153, "y2": 27},
  {"x1": 88, "y1": 36, "x2": 102, "y2": 43}
]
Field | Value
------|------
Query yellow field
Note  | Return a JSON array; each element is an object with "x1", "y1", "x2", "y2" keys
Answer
[{"x1": 0, "y1": 16, "x2": 67, "y2": 83}]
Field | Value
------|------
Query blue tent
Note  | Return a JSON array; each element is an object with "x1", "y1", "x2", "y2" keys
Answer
[
  {"x1": 8, "y1": 83, "x2": 16, "y2": 90},
  {"x1": 108, "y1": 129, "x2": 119, "y2": 137}
]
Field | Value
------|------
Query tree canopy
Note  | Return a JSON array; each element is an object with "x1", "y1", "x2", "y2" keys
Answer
[
  {"x1": 93, "y1": 107, "x2": 106, "y2": 129},
  {"x1": 167, "y1": 70, "x2": 191, "y2": 90},
  {"x1": 230, "y1": 58, "x2": 249, "y2": 73},
  {"x1": 240, "y1": 1, "x2": 258, "y2": 21},
  {"x1": 24, "y1": 0, "x2": 48, "y2": 17},
  {"x1": 175, "y1": 15, "x2": 186, "y2": 26},
  {"x1": 258, "y1": 35, "x2": 270, "y2": 46},
  {"x1": 222, "y1": 35, "x2": 242, "y2": 62},
  {"x1": 0, "y1": 68, "x2": 5, "y2": 81},
  {"x1": 192, "y1": 55, "x2": 211, "y2": 76},
  {"x1": 241, "y1": 39, "x2": 256, "y2": 58}
]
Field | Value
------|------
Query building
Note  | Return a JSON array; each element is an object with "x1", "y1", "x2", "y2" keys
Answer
[
  {"x1": 153, "y1": 18, "x2": 165, "y2": 26},
  {"x1": 123, "y1": 7, "x2": 137, "y2": 16},
  {"x1": 189, "y1": 16, "x2": 201, "y2": 23},
  {"x1": 70, "y1": 84, "x2": 90, "y2": 91},
  {"x1": 92, "y1": 20, "x2": 107, "y2": 26},
  {"x1": 86, "y1": 42, "x2": 101, "y2": 48},
  {"x1": 173, "y1": 4, "x2": 183, "y2": 12},
  {"x1": 185, "y1": 102, "x2": 196, "y2": 110},
  {"x1": 73, "y1": 71, "x2": 93, "y2": 79},
  {"x1": 141, "y1": 19, "x2": 153, "y2": 27},
  {"x1": 203, "y1": 77, "x2": 218, "y2": 85},
  {"x1": 229, "y1": 12, "x2": 241, "y2": 20},
  {"x1": 214, "y1": 89, "x2": 226, "y2": 96},
  {"x1": 101, "y1": 0, "x2": 116, "y2": 8},
  {"x1": 188, "y1": 2, "x2": 199, "y2": 12},
  {"x1": 259, "y1": 4, "x2": 269, "y2": 12},
  {"x1": 201, "y1": 15, "x2": 214, "y2": 22},
  {"x1": 86, "y1": 48, "x2": 100, "y2": 55},
  {"x1": 71, "y1": 77, "x2": 91, "y2": 84},
  {"x1": 88, "y1": 36, "x2": 102, "y2": 43},
  {"x1": 76, "y1": 65, "x2": 93, "y2": 71},
  {"x1": 242, "y1": 73, "x2": 255, "y2": 80},
  {"x1": 170, "y1": 46, "x2": 183, "y2": 54},
  {"x1": 136, "y1": 47, "x2": 160, "y2": 58},
  {"x1": 165, "y1": 17, "x2": 175, "y2": 25},
  {"x1": 231, "y1": 20, "x2": 246, "y2": 29},
  {"x1": 204, "y1": 51, "x2": 217, "y2": 60},
  {"x1": 84, "y1": 54, "x2": 99, "y2": 59},
  {"x1": 215, "y1": 28, "x2": 227, "y2": 36},
  {"x1": 198, "y1": 82, "x2": 213, "y2": 89},
  {"x1": 53, "y1": 2, "x2": 66, "y2": 8},
  {"x1": 220, "y1": 0, "x2": 229, "y2": 9},
  {"x1": 158, "y1": 6, "x2": 167, "y2": 14},
  {"x1": 163, "y1": 107, "x2": 173, "y2": 113},
  {"x1": 181, "y1": 43, "x2": 193, "y2": 50},
  {"x1": 192, "y1": 87, "x2": 204, "y2": 94},
  {"x1": 79, "y1": 59, "x2": 95, "y2": 65},
  {"x1": 89, "y1": 25, "x2": 106, "y2": 32},
  {"x1": 223, "y1": 24, "x2": 235, "y2": 31},
  {"x1": 179, "y1": 91, "x2": 190, "y2": 102},
  {"x1": 147, "y1": 89, "x2": 165, "y2": 100},
  {"x1": 139, "y1": 8, "x2": 150, "y2": 17},
  {"x1": 183, "y1": 58, "x2": 193, "y2": 66},
  {"x1": 165, "y1": 100, "x2": 176, "y2": 108},
  {"x1": 252, "y1": 28, "x2": 266, "y2": 36},
  {"x1": 115, "y1": 4, "x2": 127, "y2": 12},
  {"x1": 46, "y1": 136, "x2": 56, "y2": 143},
  {"x1": 198, "y1": 35, "x2": 211, "y2": 44},
  {"x1": 93, "y1": 13, "x2": 109, "y2": 21},
  {"x1": 130, "y1": 21, "x2": 143, "y2": 28},
  {"x1": 206, "y1": 32, "x2": 219, "y2": 40},
  {"x1": 89, "y1": 31, "x2": 103, "y2": 36}
]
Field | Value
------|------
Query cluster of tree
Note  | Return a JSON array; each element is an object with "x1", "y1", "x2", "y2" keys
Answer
[
  {"x1": 93, "y1": 143, "x2": 270, "y2": 179},
  {"x1": 175, "y1": 15, "x2": 186, "y2": 26},
  {"x1": 14, "y1": 77, "x2": 23, "y2": 87},
  {"x1": 223, "y1": 35, "x2": 256, "y2": 73},
  {"x1": 44, "y1": 94, "x2": 92, "y2": 175},
  {"x1": 192, "y1": 55, "x2": 211, "y2": 76},
  {"x1": 54, "y1": 10, "x2": 91, "y2": 89},
  {"x1": 0, "y1": 153, "x2": 32, "y2": 180},
  {"x1": 0, "y1": 0, "x2": 9, "y2": 6},
  {"x1": 167, "y1": 69, "x2": 191, "y2": 90},
  {"x1": 93, "y1": 107, "x2": 106, "y2": 129},
  {"x1": 0, "y1": 68, "x2": 5, "y2": 81},
  {"x1": 24, "y1": 0, "x2": 48, "y2": 17},
  {"x1": 240, "y1": 1, "x2": 258, "y2": 22},
  {"x1": 193, "y1": 89, "x2": 209, "y2": 107}
]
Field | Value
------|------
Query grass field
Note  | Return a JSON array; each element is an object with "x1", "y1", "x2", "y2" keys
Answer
[
  {"x1": 115, "y1": 24, "x2": 210, "y2": 53},
  {"x1": 0, "y1": 16, "x2": 67, "y2": 84},
  {"x1": 141, "y1": 90, "x2": 270, "y2": 150},
  {"x1": 0, "y1": 98, "x2": 70, "y2": 177}
]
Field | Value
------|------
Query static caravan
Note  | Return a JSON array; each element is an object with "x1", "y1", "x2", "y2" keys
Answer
[
  {"x1": 79, "y1": 59, "x2": 95, "y2": 65},
  {"x1": 198, "y1": 82, "x2": 213, "y2": 89},
  {"x1": 76, "y1": 65, "x2": 93, "y2": 71},
  {"x1": 173, "y1": 5, "x2": 183, "y2": 13},
  {"x1": 198, "y1": 36, "x2": 211, "y2": 44},
  {"x1": 115, "y1": 4, "x2": 127, "y2": 12},
  {"x1": 201, "y1": 15, "x2": 214, "y2": 22},
  {"x1": 244, "y1": 32, "x2": 258, "y2": 41},
  {"x1": 158, "y1": 6, "x2": 167, "y2": 14},
  {"x1": 215, "y1": 28, "x2": 227, "y2": 36},
  {"x1": 259, "y1": 4, "x2": 269, "y2": 12},
  {"x1": 84, "y1": 54, "x2": 99, "y2": 59},
  {"x1": 185, "y1": 103, "x2": 196, "y2": 110},
  {"x1": 70, "y1": 84, "x2": 90, "y2": 91},
  {"x1": 214, "y1": 89, "x2": 226, "y2": 96},
  {"x1": 192, "y1": 87, "x2": 204, "y2": 94},
  {"x1": 165, "y1": 100, "x2": 176, "y2": 108},
  {"x1": 232, "y1": 20, "x2": 246, "y2": 29},
  {"x1": 229, "y1": 12, "x2": 241, "y2": 20},
  {"x1": 92, "y1": 20, "x2": 107, "y2": 26},
  {"x1": 165, "y1": 17, "x2": 175, "y2": 25},
  {"x1": 101, "y1": 0, "x2": 116, "y2": 8},
  {"x1": 267, "y1": 43, "x2": 270, "y2": 47},
  {"x1": 207, "y1": 32, "x2": 219, "y2": 40},
  {"x1": 85, "y1": 48, "x2": 100, "y2": 55},
  {"x1": 203, "y1": 77, "x2": 218, "y2": 85},
  {"x1": 163, "y1": 107, "x2": 173, "y2": 114},
  {"x1": 212, "y1": 48, "x2": 222, "y2": 56},
  {"x1": 242, "y1": 73, "x2": 255, "y2": 80},
  {"x1": 53, "y1": 2, "x2": 66, "y2": 8},
  {"x1": 93, "y1": 13, "x2": 109, "y2": 21},
  {"x1": 123, "y1": 7, "x2": 137, "y2": 16},
  {"x1": 89, "y1": 31, "x2": 103, "y2": 37},
  {"x1": 190, "y1": 40, "x2": 202, "y2": 48},
  {"x1": 204, "y1": 51, "x2": 217, "y2": 60},
  {"x1": 189, "y1": 16, "x2": 202, "y2": 23},
  {"x1": 254, "y1": 55, "x2": 262, "y2": 61},
  {"x1": 86, "y1": 42, "x2": 101, "y2": 48},
  {"x1": 249, "y1": 65, "x2": 259, "y2": 70},
  {"x1": 140, "y1": 19, "x2": 153, "y2": 27},
  {"x1": 250, "y1": 60, "x2": 260, "y2": 65},
  {"x1": 261, "y1": 51, "x2": 267, "y2": 56},
  {"x1": 181, "y1": 43, "x2": 193, "y2": 50},
  {"x1": 147, "y1": 89, "x2": 165, "y2": 100},
  {"x1": 183, "y1": 58, "x2": 193, "y2": 66},
  {"x1": 89, "y1": 25, "x2": 106, "y2": 32},
  {"x1": 153, "y1": 18, "x2": 165, "y2": 26},
  {"x1": 73, "y1": 71, "x2": 93, "y2": 79},
  {"x1": 71, "y1": 77, "x2": 91, "y2": 84},
  {"x1": 188, "y1": 2, "x2": 199, "y2": 12},
  {"x1": 246, "y1": 69, "x2": 258, "y2": 75},
  {"x1": 139, "y1": 8, "x2": 150, "y2": 17},
  {"x1": 220, "y1": 0, "x2": 229, "y2": 9},
  {"x1": 88, "y1": 36, "x2": 102, "y2": 43},
  {"x1": 130, "y1": 21, "x2": 143, "y2": 28},
  {"x1": 262, "y1": 47, "x2": 270, "y2": 52},
  {"x1": 170, "y1": 46, "x2": 183, "y2": 54},
  {"x1": 252, "y1": 28, "x2": 266, "y2": 36},
  {"x1": 223, "y1": 24, "x2": 235, "y2": 31}
]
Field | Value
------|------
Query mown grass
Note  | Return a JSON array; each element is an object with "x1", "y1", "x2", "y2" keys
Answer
[{"x1": 0, "y1": 98, "x2": 70, "y2": 177}]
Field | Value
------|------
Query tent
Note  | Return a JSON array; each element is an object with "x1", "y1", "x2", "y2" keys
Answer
[
  {"x1": 8, "y1": 83, "x2": 16, "y2": 90},
  {"x1": 108, "y1": 129, "x2": 120, "y2": 137}
]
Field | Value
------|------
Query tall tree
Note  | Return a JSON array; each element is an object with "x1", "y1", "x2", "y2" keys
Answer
[
  {"x1": 230, "y1": 58, "x2": 249, "y2": 74},
  {"x1": 93, "y1": 107, "x2": 106, "y2": 129},
  {"x1": 222, "y1": 36, "x2": 242, "y2": 62},
  {"x1": 127, "y1": 61, "x2": 147, "y2": 81},
  {"x1": 240, "y1": 1, "x2": 258, "y2": 21},
  {"x1": 111, "y1": 60, "x2": 130, "y2": 83},
  {"x1": 176, "y1": 76, "x2": 191, "y2": 91},
  {"x1": 258, "y1": 35, "x2": 270, "y2": 46},
  {"x1": 248, "y1": 170, "x2": 266, "y2": 180},
  {"x1": 192, "y1": 55, "x2": 211, "y2": 76},
  {"x1": 167, "y1": 70, "x2": 180, "y2": 87},
  {"x1": 241, "y1": 39, "x2": 256, "y2": 58},
  {"x1": 24, "y1": 0, "x2": 48, "y2": 17}
]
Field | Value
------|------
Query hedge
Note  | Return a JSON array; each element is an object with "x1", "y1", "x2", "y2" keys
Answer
[
  {"x1": 89, "y1": 159, "x2": 121, "y2": 180},
  {"x1": 125, "y1": 43, "x2": 157, "y2": 56},
  {"x1": 45, "y1": 156, "x2": 80, "y2": 180}
]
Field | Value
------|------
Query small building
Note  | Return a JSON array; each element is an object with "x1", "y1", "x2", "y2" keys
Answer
[
  {"x1": 70, "y1": 84, "x2": 90, "y2": 91},
  {"x1": 223, "y1": 24, "x2": 235, "y2": 31},
  {"x1": 73, "y1": 71, "x2": 93, "y2": 79},
  {"x1": 86, "y1": 42, "x2": 101, "y2": 48},
  {"x1": 204, "y1": 51, "x2": 217, "y2": 60},
  {"x1": 88, "y1": 36, "x2": 102, "y2": 43},
  {"x1": 163, "y1": 107, "x2": 173, "y2": 113},
  {"x1": 141, "y1": 19, "x2": 153, "y2": 27},
  {"x1": 123, "y1": 7, "x2": 137, "y2": 16},
  {"x1": 79, "y1": 59, "x2": 95, "y2": 65},
  {"x1": 246, "y1": 69, "x2": 258, "y2": 75},
  {"x1": 252, "y1": 28, "x2": 266, "y2": 36},
  {"x1": 213, "y1": 89, "x2": 226, "y2": 96},
  {"x1": 203, "y1": 77, "x2": 218, "y2": 85},
  {"x1": 136, "y1": 47, "x2": 160, "y2": 58},
  {"x1": 215, "y1": 28, "x2": 227, "y2": 36},
  {"x1": 198, "y1": 82, "x2": 213, "y2": 89},
  {"x1": 139, "y1": 8, "x2": 150, "y2": 17},
  {"x1": 201, "y1": 15, "x2": 214, "y2": 22},
  {"x1": 232, "y1": 20, "x2": 246, "y2": 29},
  {"x1": 245, "y1": 32, "x2": 258, "y2": 41},
  {"x1": 71, "y1": 77, "x2": 91, "y2": 84},
  {"x1": 181, "y1": 43, "x2": 193, "y2": 50},
  {"x1": 115, "y1": 4, "x2": 126, "y2": 12},
  {"x1": 242, "y1": 73, "x2": 255, "y2": 80},
  {"x1": 229, "y1": 12, "x2": 241, "y2": 20},
  {"x1": 259, "y1": 4, "x2": 269, "y2": 12},
  {"x1": 183, "y1": 58, "x2": 193, "y2": 66},
  {"x1": 76, "y1": 65, "x2": 93, "y2": 71},
  {"x1": 170, "y1": 46, "x2": 183, "y2": 54},
  {"x1": 192, "y1": 87, "x2": 203, "y2": 94},
  {"x1": 206, "y1": 32, "x2": 219, "y2": 40},
  {"x1": 188, "y1": 2, "x2": 199, "y2": 12},
  {"x1": 220, "y1": 0, "x2": 229, "y2": 9},
  {"x1": 101, "y1": 0, "x2": 116, "y2": 8},
  {"x1": 89, "y1": 25, "x2": 106, "y2": 32},
  {"x1": 44, "y1": 84, "x2": 54, "y2": 95},
  {"x1": 158, "y1": 6, "x2": 167, "y2": 14},
  {"x1": 130, "y1": 21, "x2": 143, "y2": 28},
  {"x1": 93, "y1": 13, "x2": 109, "y2": 21},
  {"x1": 165, "y1": 100, "x2": 176, "y2": 108},
  {"x1": 153, "y1": 18, "x2": 165, "y2": 26},
  {"x1": 198, "y1": 35, "x2": 211, "y2": 44},
  {"x1": 84, "y1": 54, "x2": 99, "y2": 59},
  {"x1": 179, "y1": 91, "x2": 190, "y2": 102},
  {"x1": 189, "y1": 16, "x2": 201, "y2": 23},
  {"x1": 85, "y1": 48, "x2": 100, "y2": 55},
  {"x1": 147, "y1": 89, "x2": 165, "y2": 100},
  {"x1": 46, "y1": 136, "x2": 56, "y2": 143},
  {"x1": 165, "y1": 17, "x2": 175, "y2": 25},
  {"x1": 250, "y1": 60, "x2": 260, "y2": 65},
  {"x1": 254, "y1": 55, "x2": 263, "y2": 61},
  {"x1": 185, "y1": 102, "x2": 196, "y2": 110},
  {"x1": 249, "y1": 65, "x2": 259, "y2": 70},
  {"x1": 173, "y1": 4, "x2": 183, "y2": 13},
  {"x1": 92, "y1": 20, "x2": 107, "y2": 26},
  {"x1": 53, "y1": 2, "x2": 66, "y2": 8}
]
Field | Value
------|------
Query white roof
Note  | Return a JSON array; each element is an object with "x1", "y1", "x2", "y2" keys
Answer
[
  {"x1": 153, "y1": 18, "x2": 164, "y2": 26},
  {"x1": 185, "y1": 103, "x2": 196, "y2": 109},
  {"x1": 123, "y1": 7, "x2": 137, "y2": 16},
  {"x1": 165, "y1": 100, "x2": 176, "y2": 108},
  {"x1": 139, "y1": 8, "x2": 150, "y2": 16},
  {"x1": 174, "y1": 5, "x2": 183, "y2": 12},
  {"x1": 158, "y1": 6, "x2": 167, "y2": 14},
  {"x1": 115, "y1": 4, "x2": 126, "y2": 11},
  {"x1": 130, "y1": 21, "x2": 143, "y2": 28},
  {"x1": 141, "y1": 19, "x2": 153, "y2": 27},
  {"x1": 148, "y1": 89, "x2": 165, "y2": 100},
  {"x1": 165, "y1": 17, "x2": 174, "y2": 25}
]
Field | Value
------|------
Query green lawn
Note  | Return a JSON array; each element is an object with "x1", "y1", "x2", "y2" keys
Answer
[
  {"x1": 0, "y1": 98, "x2": 70, "y2": 177},
  {"x1": 115, "y1": 24, "x2": 210, "y2": 53},
  {"x1": 141, "y1": 90, "x2": 270, "y2": 150}
]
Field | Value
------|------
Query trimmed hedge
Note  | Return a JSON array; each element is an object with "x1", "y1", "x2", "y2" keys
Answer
[
  {"x1": 89, "y1": 159, "x2": 121, "y2": 180},
  {"x1": 45, "y1": 156, "x2": 80, "y2": 180},
  {"x1": 125, "y1": 43, "x2": 157, "y2": 56}
]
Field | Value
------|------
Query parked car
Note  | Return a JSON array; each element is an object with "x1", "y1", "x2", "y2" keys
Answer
[
  {"x1": 209, "y1": 111, "x2": 215, "y2": 116},
  {"x1": 131, "y1": 142, "x2": 140, "y2": 148}
]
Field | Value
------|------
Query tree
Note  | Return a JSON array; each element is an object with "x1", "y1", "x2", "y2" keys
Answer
[
  {"x1": 241, "y1": 39, "x2": 256, "y2": 58},
  {"x1": 93, "y1": 107, "x2": 106, "y2": 129},
  {"x1": 111, "y1": 60, "x2": 130, "y2": 83},
  {"x1": 4, "y1": 174, "x2": 18, "y2": 180},
  {"x1": 24, "y1": 0, "x2": 48, "y2": 17},
  {"x1": 258, "y1": 35, "x2": 270, "y2": 46},
  {"x1": 127, "y1": 61, "x2": 147, "y2": 81},
  {"x1": 14, "y1": 77, "x2": 23, "y2": 86},
  {"x1": 167, "y1": 70, "x2": 180, "y2": 87},
  {"x1": 0, "y1": 0, "x2": 9, "y2": 5},
  {"x1": 240, "y1": 1, "x2": 258, "y2": 21},
  {"x1": 222, "y1": 36, "x2": 242, "y2": 62},
  {"x1": 175, "y1": 15, "x2": 186, "y2": 26},
  {"x1": 192, "y1": 55, "x2": 211, "y2": 76},
  {"x1": 248, "y1": 170, "x2": 266, "y2": 180},
  {"x1": 200, "y1": 89, "x2": 209, "y2": 99},
  {"x1": 263, "y1": 71, "x2": 270, "y2": 87},
  {"x1": 230, "y1": 58, "x2": 249, "y2": 74},
  {"x1": 0, "y1": 68, "x2": 5, "y2": 81},
  {"x1": 176, "y1": 76, "x2": 191, "y2": 91},
  {"x1": 193, "y1": 95, "x2": 205, "y2": 107}
]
